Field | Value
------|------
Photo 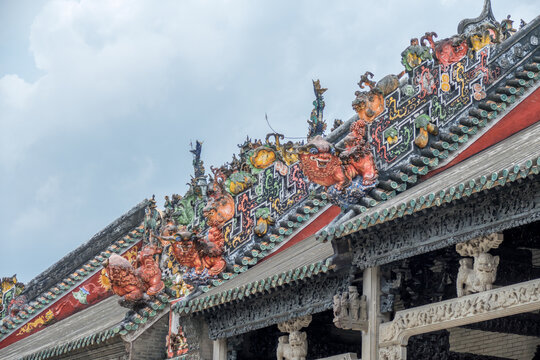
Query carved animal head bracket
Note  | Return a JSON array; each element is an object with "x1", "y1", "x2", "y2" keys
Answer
[{"x1": 333, "y1": 285, "x2": 368, "y2": 332}]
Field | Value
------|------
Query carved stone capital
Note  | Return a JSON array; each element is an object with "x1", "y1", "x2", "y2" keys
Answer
[
  {"x1": 455, "y1": 233, "x2": 503, "y2": 257},
  {"x1": 278, "y1": 315, "x2": 312, "y2": 333}
]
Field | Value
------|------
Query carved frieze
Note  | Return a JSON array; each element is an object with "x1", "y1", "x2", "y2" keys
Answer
[
  {"x1": 202, "y1": 273, "x2": 349, "y2": 339},
  {"x1": 349, "y1": 177, "x2": 540, "y2": 270},
  {"x1": 379, "y1": 278, "x2": 540, "y2": 360}
]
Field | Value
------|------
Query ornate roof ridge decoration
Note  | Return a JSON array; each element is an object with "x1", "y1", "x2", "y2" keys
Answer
[
  {"x1": 317, "y1": 154, "x2": 540, "y2": 243},
  {"x1": 378, "y1": 277, "x2": 540, "y2": 360},
  {"x1": 314, "y1": 13, "x2": 540, "y2": 239},
  {"x1": 19, "y1": 200, "x2": 149, "y2": 304},
  {"x1": 296, "y1": 10, "x2": 539, "y2": 231},
  {"x1": 0, "y1": 276, "x2": 24, "y2": 321},
  {"x1": 0, "y1": 225, "x2": 145, "y2": 344},
  {"x1": 172, "y1": 257, "x2": 335, "y2": 315}
]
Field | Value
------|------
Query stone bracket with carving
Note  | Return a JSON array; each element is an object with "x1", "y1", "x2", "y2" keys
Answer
[
  {"x1": 456, "y1": 233, "x2": 503, "y2": 297},
  {"x1": 333, "y1": 286, "x2": 368, "y2": 332}
]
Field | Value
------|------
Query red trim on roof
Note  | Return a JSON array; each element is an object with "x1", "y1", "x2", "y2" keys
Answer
[
  {"x1": 260, "y1": 205, "x2": 342, "y2": 263},
  {"x1": 425, "y1": 87, "x2": 540, "y2": 179}
]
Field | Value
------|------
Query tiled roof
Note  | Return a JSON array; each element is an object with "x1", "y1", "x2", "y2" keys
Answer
[
  {"x1": 0, "y1": 297, "x2": 125, "y2": 360},
  {"x1": 195, "y1": 193, "x2": 330, "y2": 293},
  {"x1": 173, "y1": 235, "x2": 335, "y2": 314},
  {"x1": 0, "y1": 227, "x2": 143, "y2": 341}
]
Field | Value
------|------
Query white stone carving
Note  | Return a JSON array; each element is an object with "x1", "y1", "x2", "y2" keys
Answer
[
  {"x1": 276, "y1": 315, "x2": 312, "y2": 360},
  {"x1": 315, "y1": 353, "x2": 358, "y2": 360},
  {"x1": 379, "y1": 278, "x2": 540, "y2": 360},
  {"x1": 457, "y1": 253, "x2": 500, "y2": 296},
  {"x1": 378, "y1": 345, "x2": 405, "y2": 360},
  {"x1": 455, "y1": 233, "x2": 503, "y2": 297},
  {"x1": 455, "y1": 233, "x2": 503, "y2": 256},
  {"x1": 333, "y1": 286, "x2": 368, "y2": 331}
]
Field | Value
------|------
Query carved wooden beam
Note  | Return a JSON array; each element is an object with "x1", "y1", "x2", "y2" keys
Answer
[{"x1": 378, "y1": 278, "x2": 540, "y2": 360}]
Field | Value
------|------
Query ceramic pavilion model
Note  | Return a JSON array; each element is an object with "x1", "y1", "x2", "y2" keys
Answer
[{"x1": 1, "y1": 1, "x2": 540, "y2": 359}]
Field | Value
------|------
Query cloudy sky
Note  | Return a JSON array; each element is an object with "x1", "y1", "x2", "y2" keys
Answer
[{"x1": 1, "y1": 0, "x2": 539, "y2": 283}]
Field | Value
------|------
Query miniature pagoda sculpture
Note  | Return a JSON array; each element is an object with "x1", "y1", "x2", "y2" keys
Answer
[
  {"x1": 333, "y1": 286, "x2": 368, "y2": 331},
  {"x1": 455, "y1": 233, "x2": 503, "y2": 297},
  {"x1": 276, "y1": 315, "x2": 312, "y2": 360}
]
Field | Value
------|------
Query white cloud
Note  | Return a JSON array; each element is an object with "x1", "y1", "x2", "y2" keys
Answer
[
  {"x1": 0, "y1": 74, "x2": 35, "y2": 108},
  {"x1": 1, "y1": 0, "x2": 539, "y2": 282}
]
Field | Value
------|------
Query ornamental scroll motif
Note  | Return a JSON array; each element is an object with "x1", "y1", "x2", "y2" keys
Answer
[{"x1": 378, "y1": 278, "x2": 540, "y2": 360}]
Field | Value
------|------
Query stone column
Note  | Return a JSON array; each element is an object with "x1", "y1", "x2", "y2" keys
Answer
[
  {"x1": 362, "y1": 266, "x2": 381, "y2": 360},
  {"x1": 213, "y1": 338, "x2": 227, "y2": 360}
]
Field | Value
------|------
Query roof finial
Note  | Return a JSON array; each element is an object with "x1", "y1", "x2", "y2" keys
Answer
[
  {"x1": 307, "y1": 80, "x2": 328, "y2": 139},
  {"x1": 190, "y1": 140, "x2": 205, "y2": 179},
  {"x1": 457, "y1": 0, "x2": 497, "y2": 35}
]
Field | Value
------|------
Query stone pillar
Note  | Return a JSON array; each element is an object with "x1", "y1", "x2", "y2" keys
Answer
[
  {"x1": 362, "y1": 266, "x2": 381, "y2": 360},
  {"x1": 213, "y1": 338, "x2": 227, "y2": 360}
]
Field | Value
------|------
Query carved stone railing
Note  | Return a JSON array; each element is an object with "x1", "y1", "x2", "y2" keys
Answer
[{"x1": 378, "y1": 278, "x2": 540, "y2": 360}]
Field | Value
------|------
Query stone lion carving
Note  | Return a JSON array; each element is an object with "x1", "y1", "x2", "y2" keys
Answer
[
  {"x1": 276, "y1": 331, "x2": 308, "y2": 360},
  {"x1": 455, "y1": 233, "x2": 503, "y2": 297},
  {"x1": 456, "y1": 253, "x2": 500, "y2": 297}
]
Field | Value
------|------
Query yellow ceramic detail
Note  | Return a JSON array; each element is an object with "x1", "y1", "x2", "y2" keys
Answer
[
  {"x1": 470, "y1": 33, "x2": 491, "y2": 51},
  {"x1": 250, "y1": 148, "x2": 276, "y2": 169}
]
